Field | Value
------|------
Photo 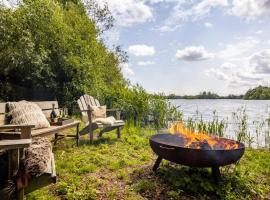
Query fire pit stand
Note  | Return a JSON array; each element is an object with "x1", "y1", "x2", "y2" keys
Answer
[
  {"x1": 150, "y1": 133, "x2": 245, "y2": 182},
  {"x1": 152, "y1": 156, "x2": 222, "y2": 181}
]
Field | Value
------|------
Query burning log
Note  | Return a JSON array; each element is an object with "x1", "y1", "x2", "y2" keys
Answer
[{"x1": 169, "y1": 122, "x2": 239, "y2": 150}]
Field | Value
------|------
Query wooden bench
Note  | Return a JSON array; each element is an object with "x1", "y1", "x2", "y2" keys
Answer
[
  {"x1": 0, "y1": 101, "x2": 80, "y2": 146},
  {"x1": 0, "y1": 100, "x2": 80, "y2": 199}
]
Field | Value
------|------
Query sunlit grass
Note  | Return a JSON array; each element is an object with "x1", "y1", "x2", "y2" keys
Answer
[{"x1": 26, "y1": 126, "x2": 270, "y2": 200}]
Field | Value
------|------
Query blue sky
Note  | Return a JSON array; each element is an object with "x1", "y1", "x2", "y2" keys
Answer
[
  {"x1": 2, "y1": 0, "x2": 270, "y2": 95},
  {"x1": 98, "y1": 0, "x2": 270, "y2": 95}
]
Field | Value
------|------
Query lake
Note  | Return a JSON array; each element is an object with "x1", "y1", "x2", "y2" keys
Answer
[{"x1": 169, "y1": 99, "x2": 270, "y2": 148}]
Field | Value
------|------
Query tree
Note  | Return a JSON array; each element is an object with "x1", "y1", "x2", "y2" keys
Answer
[{"x1": 0, "y1": 0, "x2": 124, "y2": 109}]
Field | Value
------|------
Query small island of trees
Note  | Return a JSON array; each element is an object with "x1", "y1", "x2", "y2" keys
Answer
[{"x1": 244, "y1": 86, "x2": 270, "y2": 100}]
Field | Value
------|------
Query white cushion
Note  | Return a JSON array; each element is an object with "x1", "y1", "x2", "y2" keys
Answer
[
  {"x1": 7, "y1": 101, "x2": 50, "y2": 129},
  {"x1": 93, "y1": 116, "x2": 116, "y2": 125}
]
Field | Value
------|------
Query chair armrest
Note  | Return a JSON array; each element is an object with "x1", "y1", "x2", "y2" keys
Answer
[
  {"x1": 0, "y1": 125, "x2": 34, "y2": 139},
  {"x1": 106, "y1": 108, "x2": 121, "y2": 112},
  {"x1": 80, "y1": 109, "x2": 92, "y2": 113},
  {"x1": 0, "y1": 124, "x2": 35, "y2": 130},
  {"x1": 106, "y1": 108, "x2": 121, "y2": 120},
  {"x1": 81, "y1": 108, "x2": 120, "y2": 112},
  {"x1": 0, "y1": 139, "x2": 32, "y2": 150}
]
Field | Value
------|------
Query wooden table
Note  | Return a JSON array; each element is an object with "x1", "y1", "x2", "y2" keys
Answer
[{"x1": 0, "y1": 138, "x2": 32, "y2": 200}]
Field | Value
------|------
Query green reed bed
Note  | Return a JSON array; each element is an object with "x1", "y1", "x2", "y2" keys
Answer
[{"x1": 180, "y1": 107, "x2": 270, "y2": 149}]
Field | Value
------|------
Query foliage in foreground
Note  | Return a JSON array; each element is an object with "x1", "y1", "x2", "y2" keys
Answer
[{"x1": 26, "y1": 127, "x2": 270, "y2": 200}]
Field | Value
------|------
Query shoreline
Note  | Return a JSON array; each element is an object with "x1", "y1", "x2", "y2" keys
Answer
[{"x1": 167, "y1": 98, "x2": 270, "y2": 100}]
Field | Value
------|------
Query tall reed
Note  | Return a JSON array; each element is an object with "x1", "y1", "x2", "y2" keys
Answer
[{"x1": 171, "y1": 106, "x2": 270, "y2": 149}]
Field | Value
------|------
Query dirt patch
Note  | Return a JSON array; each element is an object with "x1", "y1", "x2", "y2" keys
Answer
[
  {"x1": 130, "y1": 164, "x2": 195, "y2": 200},
  {"x1": 91, "y1": 169, "x2": 127, "y2": 200}
]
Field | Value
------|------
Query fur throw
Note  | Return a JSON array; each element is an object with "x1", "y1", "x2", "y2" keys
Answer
[{"x1": 24, "y1": 137, "x2": 52, "y2": 177}]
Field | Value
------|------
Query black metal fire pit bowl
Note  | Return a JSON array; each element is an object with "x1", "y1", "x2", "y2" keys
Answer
[{"x1": 150, "y1": 133, "x2": 245, "y2": 182}]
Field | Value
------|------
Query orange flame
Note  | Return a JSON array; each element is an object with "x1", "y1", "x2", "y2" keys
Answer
[{"x1": 169, "y1": 122, "x2": 239, "y2": 150}]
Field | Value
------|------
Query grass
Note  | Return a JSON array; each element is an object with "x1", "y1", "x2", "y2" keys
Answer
[{"x1": 26, "y1": 126, "x2": 270, "y2": 200}]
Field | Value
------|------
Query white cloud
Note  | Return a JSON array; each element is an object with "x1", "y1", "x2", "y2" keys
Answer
[
  {"x1": 120, "y1": 63, "x2": 134, "y2": 76},
  {"x1": 230, "y1": 0, "x2": 270, "y2": 20},
  {"x1": 175, "y1": 46, "x2": 214, "y2": 61},
  {"x1": 96, "y1": 0, "x2": 153, "y2": 27},
  {"x1": 101, "y1": 27, "x2": 120, "y2": 46},
  {"x1": 217, "y1": 37, "x2": 259, "y2": 60},
  {"x1": 250, "y1": 49, "x2": 270, "y2": 73},
  {"x1": 156, "y1": 0, "x2": 228, "y2": 32},
  {"x1": 235, "y1": 71, "x2": 262, "y2": 81},
  {"x1": 145, "y1": 0, "x2": 181, "y2": 4},
  {"x1": 205, "y1": 68, "x2": 229, "y2": 81},
  {"x1": 193, "y1": 0, "x2": 228, "y2": 17},
  {"x1": 255, "y1": 30, "x2": 263, "y2": 34},
  {"x1": 205, "y1": 49, "x2": 270, "y2": 88},
  {"x1": 204, "y1": 22, "x2": 213, "y2": 27},
  {"x1": 128, "y1": 45, "x2": 155, "y2": 56},
  {"x1": 0, "y1": 0, "x2": 20, "y2": 8},
  {"x1": 154, "y1": 0, "x2": 270, "y2": 32},
  {"x1": 137, "y1": 61, "x2": 155, "y2": 66},
  {"x1": 205, "y1": 66, "x2": 262, "y2": 88},
  {"x1": 220, "y1": 62, "x2": 237, "y2": 70},
  {"x1": 154, "y1": 24, "x2": 181, "y2": 32}
]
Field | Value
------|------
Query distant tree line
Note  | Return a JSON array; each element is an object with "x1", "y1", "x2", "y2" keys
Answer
[
  {"x1": 168, "y1": 86, "x2": 270, "y2": 100},
  {"x1": 167, "y1": 91, "x2": 243, "y2": 100}
]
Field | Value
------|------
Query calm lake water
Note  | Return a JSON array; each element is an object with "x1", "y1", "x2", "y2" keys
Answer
[{"x1": 169, "y1": 99, "x2": 270, "y2": 147}]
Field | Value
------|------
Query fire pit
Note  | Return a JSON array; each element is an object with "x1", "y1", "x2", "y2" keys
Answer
[{"x1": 150, "y1": 123, "x2": 245, "y2": 181}]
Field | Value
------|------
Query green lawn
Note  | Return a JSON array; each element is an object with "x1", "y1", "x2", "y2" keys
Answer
[{"x1": 26, "y1": 127, "x2": 270, "y2": 200}]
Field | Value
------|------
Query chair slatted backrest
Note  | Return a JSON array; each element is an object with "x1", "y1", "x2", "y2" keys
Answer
[
  {"x1": 77, "y1": 95, "x2": 101, "y2": 123},
  {"x1": 0, "y1": 101, "x2": 59, "y2": 125}
]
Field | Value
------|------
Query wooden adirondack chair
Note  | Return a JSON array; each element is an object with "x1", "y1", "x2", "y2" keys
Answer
[{"x1": 77, "y1": 95, "x2": 125, "y2": 143}]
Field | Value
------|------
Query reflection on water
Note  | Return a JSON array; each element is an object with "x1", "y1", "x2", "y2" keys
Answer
[{"x1": 169, "y1": 99, "x2": 270, "y2": 147}]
